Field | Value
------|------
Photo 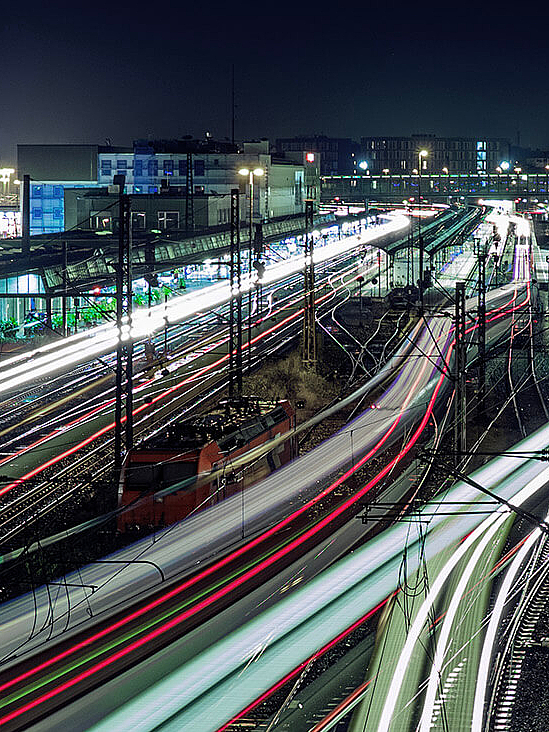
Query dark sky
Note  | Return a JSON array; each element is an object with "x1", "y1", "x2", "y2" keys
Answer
[{"x1": 2, "y1": 1, "x2": 549, "y2": 163}]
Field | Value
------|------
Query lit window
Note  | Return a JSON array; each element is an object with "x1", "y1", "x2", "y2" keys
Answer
[
  {"x1": 131, "y1": 212, "x2": 146, "y2": 229},
  {"x1": 158, "y1": 211, "x2": 179, "y2": 230}
]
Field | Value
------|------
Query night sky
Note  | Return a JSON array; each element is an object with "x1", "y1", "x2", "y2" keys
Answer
[{"x1": 2, "y1": 1, "x2": 549, "y2": 163}]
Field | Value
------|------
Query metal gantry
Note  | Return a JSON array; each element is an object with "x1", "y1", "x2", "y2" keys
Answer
[
  {"x1": 114, "y1": 191, "x2": 133, "y2": 477},
  {"x1": 477, "y1": 244, "x2": 487, "y2": 414},
  {"x1": 302, "y1": 199, "x2": 316, "y2": 368},
  {"x1": 454, "y1": 281, "x2": 467, "y2": 463},
  {"x1": 228, "y1": 188, "x2": 243, "y2": 398}
]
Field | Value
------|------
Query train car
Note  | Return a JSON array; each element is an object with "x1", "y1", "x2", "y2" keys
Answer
[{"x1": 118, "y1": 398, "x2": 295, "y2": 532}]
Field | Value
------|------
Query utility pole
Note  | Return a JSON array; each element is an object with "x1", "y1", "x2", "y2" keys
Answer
[
  {"x1": 454, "y1": 281, "x2": 467, "y2": 463},
  {"x1": 229, "y1": 188, "x2": 242, "y2": 399},
  {"x1": 302, "y1": 199, "x2": 316, "y2": 368},
  {"x1": 477, "y1": 244, "x2": 486, "y2": 415}
]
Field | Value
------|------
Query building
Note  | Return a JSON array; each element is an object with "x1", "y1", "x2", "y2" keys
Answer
[
  {"x1": 276, "y1": 135, "x2": 359, "y2": 175},
  {"x1": 17, "y1": 144, "x2": 106, "y2": 236},
  {"x1": 360, "y1": 134, "x2": 511, "y2": 175},
  {"x1": 18, "y1": 139, "x2": 318, "y2": 235}
]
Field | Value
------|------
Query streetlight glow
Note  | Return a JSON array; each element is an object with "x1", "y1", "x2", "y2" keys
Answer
[
  {"x1": 358, "y1": 161, "x2": 368, "y2": 170},
  {"x1": 238, "y1": 168, "x2": 250, "y2": 176},
  {"x1": 500, "y1": 161, "x2": 510, "y2": 171},
  {"x1": 419, "y1": 150, "x2": 428, "y2": 158},
  {"x1": 252, "y1": 168, "x2": 264, "y2": 176}
]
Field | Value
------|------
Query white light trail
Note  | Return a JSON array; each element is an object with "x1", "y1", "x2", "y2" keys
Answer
[
  {"x1": 0, "y1": 216, "x2": 408, "y2": 397},
  {"x1": 377, "y1": 462, "x2": 549, "y2": 732}
]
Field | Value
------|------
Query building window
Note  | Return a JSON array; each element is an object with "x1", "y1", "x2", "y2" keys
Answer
[
  {"x1": 100, "y1": 160, "x2": 112, "y2": 176},
  {"x1": 32, "y1": 208, "x2": 43, "y2": 219},
  {"x1": 158, "y1": 211, "x2": 179, "y2": 230},
  {"x1": 148, "y1": 185, "x2": 158, "y2": 193},
  {"x1": 117, "y1": 159, "x2": 127, "y2": 170},
  {"x1": 194, "y1": 185, "x2": 205, "y2": 194},
  {"x1": 178, "y1": 159, "x2": 187, "y2": 176},
  {"x1": 32, "y1": 185, "x2": 43, "y2": 198},
  {"x1": 218, "y1": 208, "x2": 230, "y2": 224},
  {"x1": 194, "y1": 159, "x2": 205, "y2": 176},
  {"x1": 53, "y1": 208, "x2": 62, "y2": 220},
  {"x1": 148, "y1": 160, "x2": 158, "y2": 177},
  {"x1": 92, "y1": 215, "x2": 112, "y2": 230},
  {"x1": 131, "y1": 212, "x2": 146, "y2": 230},
  {"x1": 53, "y1": 185, "x2": 63, "y2": 197},
  {"x1": 134, "y1": 160, "x2": 143, "y2": 177},
  {"x1": 163, "y1": 160, "x2": 174, "y2": 176}
]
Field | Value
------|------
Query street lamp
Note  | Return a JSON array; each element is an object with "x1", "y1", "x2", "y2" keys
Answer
[
  {"x1": 238, "y1": 166, "x2": 264, "y2": 373},
  {"x1": 418, "y1": 150, "x2": 428, "y2": 314}
]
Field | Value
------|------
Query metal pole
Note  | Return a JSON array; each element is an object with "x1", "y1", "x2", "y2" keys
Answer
[
  {"x1": 164, "y1": 293, "x2": 168, "y2": 356},
  {"x1": 418, "y1": 162, "x2": 424, "y2": 314},
  {"x1": 114, "y1": 193, "x2": 125, "y2": 478},
  {"x1": 378, "y1": 251, "x2": 381, "y2": 298},
  {"x1": 45, "y1": 288, "x2": 52, "y2": 332},
  {"x1": 302, "y1": 199, "x2": 316, "y2": 367},
  {"x1": 124, "y1": 196, "x2": 133, "y2": 453},
  {"x1": 22, "y1": 174, "x2": 30, "y2": 257},
  {"x1": 454, "y1": 281, "x2": 466, "y2": 463},
  {"x1": 478, "y1": 248, "x2": 486, "y2": 415},
  {"x1": 229, "y1": 188, "x2": 240, "y2": 398},
  {"x1": 62, "y1": 242, "x2": 67, "y2": 337},
  {"x1": 248, "y1": 172, "x2": 253, "y2": 374},
  {"x1": 232, "y1": 189, "x2": 243, "y2": 397}
]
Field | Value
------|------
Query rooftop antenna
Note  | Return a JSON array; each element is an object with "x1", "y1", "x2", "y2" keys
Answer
[{"x1": 231, "y1": 63, "x2": 235, "y2": 145}]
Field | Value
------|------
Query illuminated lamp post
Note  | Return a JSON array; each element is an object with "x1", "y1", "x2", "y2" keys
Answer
[
  {"x1": 498, "y1": 160, "x2": 510, "y2": 194},
  {"x1": 418, "y1": 149, "x2": 428, "y2": 314},
  {"x1": 238, "y1": 166, "x2": 264, "y2": 373}
]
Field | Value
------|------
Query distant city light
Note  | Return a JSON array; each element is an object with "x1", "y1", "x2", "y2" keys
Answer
[
  {"x1": 499, "y1": 161, "x2": 510, "y2": 171},
  {"x1": 358, "y1": 161, "x2": 368, "y2": 170}
]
